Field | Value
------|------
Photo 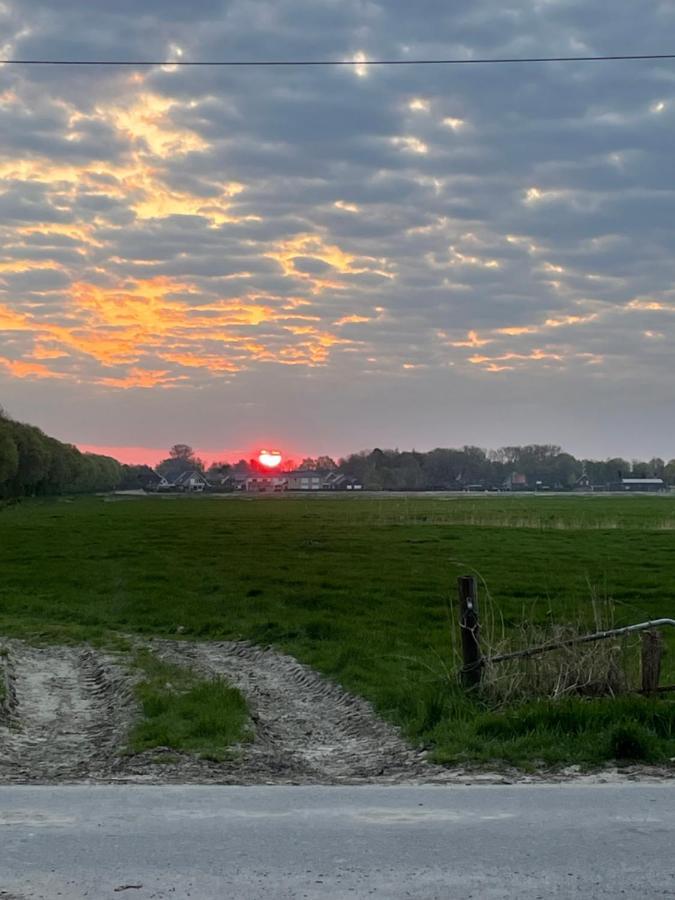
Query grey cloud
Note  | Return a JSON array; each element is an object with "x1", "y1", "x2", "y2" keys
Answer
[
  {"x1": 0, "y1": 268, "x2": 71, "y2": 291},
  {"x1": 1, "y1": 0, "x2": 675, "y2": 457}
]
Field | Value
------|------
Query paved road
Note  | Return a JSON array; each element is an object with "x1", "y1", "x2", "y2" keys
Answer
[{"x1": 0, "y1": 784, "x2": 673, "y2": 899}]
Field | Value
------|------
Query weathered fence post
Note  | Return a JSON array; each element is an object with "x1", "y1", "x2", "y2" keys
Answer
[
  {"x1": 458, "y1": 575, "x2": 482, "y2": 689},
  {"x1": 641, "y1": 630, "x2": 663, "y2": 695}
]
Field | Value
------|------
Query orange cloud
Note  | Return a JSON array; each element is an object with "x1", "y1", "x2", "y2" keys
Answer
[
  {"x1": 544, "y1": 314, "x2": 598, "y2": 328},
  {"x1": 627, "y1": 298, "x2": 672, "y2": 312},
  {"x1": 17, "y1": 223, "x2": 101, "y2": 246},
  {"x1": 468, "y1": 348, "x2": 563, "y2": 372},
  {"x1": 335, "y1": 314, "x2": 372, "y2": 326},
  {"x1": 94, "y1": 92, "x2": 208, "y2": 159},
  {"x1": 0, "y1": 272, "x2": 361, "y2": 387},
  {"x1": 494, "y1": 313, "x2": 598, "y2": 338},
  {"x1": 32, "y1": 345, "x2": 70, "y2": 360},
  {"x1": 0, "y1": 259, "x2": 64, "y2": 274},
  {"x1": 160, "y1": 352, "x2": 241, "y2": 373},
  {"x1": 95, "y1": 367, "x2": 178, "y2": 389},
  {"x1": 266, "y1": 233, "x2": 393, "y2": 293},
  {"x1": 0, "y1": 305, "x2": 31, "y2": 331},
  {"x1": 451, "y1": 329, "x2": 492, "y2": 348},
  {"x1": 0, "y1": 357, "x2": 67, "y2": 379},
  {"x1": 497, "y1": 325, "x2": 537, "y2": 336},
  {"x1": 0, "y1": 102, "x2": 247, "y2": 228}
]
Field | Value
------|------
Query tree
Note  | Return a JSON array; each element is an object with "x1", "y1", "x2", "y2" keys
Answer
[
  {"x1": 157, "y1": 444, "x2": 204, "y2": 481},
  {"x1": 0, "y1": 424, "x2": 19, "y2": 494},
  {"x1": 206, "y1": 460, "x2": 232, "y2": 478},
  {"x1": 9, "y1": 424, "x2": 51, "y2": 495},
  {"x1": 648, "y1": 458, "x2": 665, "y2": 477},
  {"x1": 42, "y1": 438, "x2": 79, "y2": 494},
  {"x1": 550, "y1": 452, "x2": 581, "y2": 488},
  {"x1": 424, "y1": 448, "x2": 465, "y2": 488},
  {"x1": 70, "y1": 453, "x2": 99, "y2": 493},
  {"x1": 170, "y1": 444, "x2": 196, "y2": 461},
  {"x1": 631, "y1": 459, "x2": 649, "y2": 478},
  {"x1": 119, "y1": 464, "x2": 158, "y2": 490},
  {"x1": 315, "y1": 456, "x2": 337, "y2": 471},
  {"x1": 606, "y1": 458, "x2": 630, "y2": 481}
]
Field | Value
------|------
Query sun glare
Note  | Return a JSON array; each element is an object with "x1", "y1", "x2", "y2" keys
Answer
[{"x1": 258, "y1": 449, "x2": 283, "y2": 469}]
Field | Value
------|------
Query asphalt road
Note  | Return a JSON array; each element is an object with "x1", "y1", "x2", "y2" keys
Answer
[{"x1": 0, "y1": 784, "x2": 673, "y2": 899}]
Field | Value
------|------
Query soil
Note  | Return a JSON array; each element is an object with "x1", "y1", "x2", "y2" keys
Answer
[
  {"x1": 136, "y1": 639, "x2": 436, "y2": 784},
  {"x1": 0, "y1": 643, "x2": 134, "y2": 783},
  {"x1": 0, "y1": 639, "x2": 672, "y2": 785}
]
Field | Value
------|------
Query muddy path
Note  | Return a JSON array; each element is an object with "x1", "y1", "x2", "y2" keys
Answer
[
  {"x1": 0, "y1": 639, "x2": 671, "y2": 785},
  {"x1": 0, "y1": 643, "x2": 133, "y2": 783},
  {"x1": 0, "y1": 639, "x2": 444, "y2": 784},
  {"x1": 140, "y1": 640, "x2": 440, "y2": 784}
]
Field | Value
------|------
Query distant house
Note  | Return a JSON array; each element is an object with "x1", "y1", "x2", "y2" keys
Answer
[
  {"x1": 206, "y1": 470, "x2": 233, "y2": 488},
  {"x1": 172, "y1": 470, "x2": 210, "y2": 493},
  {"x1": 145, "y1": 471, "x2": 172, "y2": 492},
  {"x1": 286, "y1": 469, "x2": 323, "y2": 491},
  {"x1": 226, "y1": 469, "x2": 363, "y2": 492},
  {"x1": 573, "y1": 473, "x2": 593, "y2": 491},
  {"x1": 233, "y1": 473, "x2": 287, "y2": 492},
  {"x1": 613, "y1": 477, "x2": 667, "y2": 493},
  {"x1": 321, "y1": 472, "x2": 363, "y2": 491},
  {"x1": 503, "y1": 472, "x2": 529, "y2": 492},
  {"x1": 131, "y1": 467, "x2": 169, "y2": 491}
]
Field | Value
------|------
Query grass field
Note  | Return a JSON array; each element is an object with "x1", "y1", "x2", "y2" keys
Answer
[{"x1": 1, "y1": 493, "x2": 674, "y2": 768}]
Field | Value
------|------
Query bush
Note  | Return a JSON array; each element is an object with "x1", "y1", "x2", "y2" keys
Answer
[{"x1": 608, "y1": 722, "x2": 659, "y2": 762}]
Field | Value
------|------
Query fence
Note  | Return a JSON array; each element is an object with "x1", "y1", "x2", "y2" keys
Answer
[{"x1": 457, "y1": 574, "x2": 675, "y2": 694}]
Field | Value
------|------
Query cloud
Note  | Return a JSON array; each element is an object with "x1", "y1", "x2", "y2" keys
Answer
[{"x1": 1, "y1": 0, "x2": 674, "y2": 458}]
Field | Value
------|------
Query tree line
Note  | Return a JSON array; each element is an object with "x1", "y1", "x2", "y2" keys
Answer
[
  {"x1": 0, "y1": 408, "x2": 123, "y2": 498},
  {"x1": 3, "y1": 413, "x2": 675, "y2": 497},
  {"x1": 336, "y1": 445, "x2": 675, "y2": 491},
  {"x1": 123, "y1": 442, "x2": 675, "y2": 492}
]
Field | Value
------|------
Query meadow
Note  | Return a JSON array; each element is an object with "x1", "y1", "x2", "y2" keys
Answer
[{"x1": 1, "y1": 492, "x2": 674, "y2": 768}]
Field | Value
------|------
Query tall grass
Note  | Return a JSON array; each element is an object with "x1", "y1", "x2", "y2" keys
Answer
[{"x1": 471, "y1": 583, "x2": 643, "y2": 703}]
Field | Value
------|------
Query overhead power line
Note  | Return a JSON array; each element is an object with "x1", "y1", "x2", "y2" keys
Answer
[{"x1": 1, "y1": 53, "x2": 675, "y2": 67}]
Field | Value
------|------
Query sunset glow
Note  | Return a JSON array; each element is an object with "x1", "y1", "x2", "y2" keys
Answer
[
  {"x1": 258, "y1": 450, "x2": 283, "y2": 469},
  {"x1": 1, "y1": 0, "x2": 674, "y2": 461}
]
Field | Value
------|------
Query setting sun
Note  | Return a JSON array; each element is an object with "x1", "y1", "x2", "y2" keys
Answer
[{"x1": 258, "y1": 449, "x2": 283, "y2": 469}]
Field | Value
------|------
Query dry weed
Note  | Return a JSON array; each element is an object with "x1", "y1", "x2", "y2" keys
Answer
[{"x1": 448, "y1": 568, "x2": 642, "y2": 705}]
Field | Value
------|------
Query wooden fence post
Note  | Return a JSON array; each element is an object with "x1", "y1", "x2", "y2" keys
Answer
[
  {"x1": 641, "y1": 630, "x2": 663, "y2": 695},
  {"x1": 458, "y1": 575, "x2": 482, "y2": 689}
]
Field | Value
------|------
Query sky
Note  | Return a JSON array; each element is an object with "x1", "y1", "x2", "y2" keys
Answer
[{"x1": 1, "y1": 1, "x2": 675, "y2": 466}]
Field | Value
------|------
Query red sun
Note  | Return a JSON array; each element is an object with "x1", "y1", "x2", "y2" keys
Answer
[{"x1": 258, "y1": 449, "x2": 283, "y2": 469}]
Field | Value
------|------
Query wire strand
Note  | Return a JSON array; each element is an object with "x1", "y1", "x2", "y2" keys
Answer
[{"x1": 1, "y1": 53, "x2": 675, "y2": 67}]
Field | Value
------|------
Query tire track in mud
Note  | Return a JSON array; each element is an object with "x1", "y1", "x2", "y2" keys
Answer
[
  {"x1": 0, "y1": 640, "x2": 671, "y2": 785},
  {"x1": 0, "y1": 643, "x2": 133, "y2": 783},
  {"x1": 0, "y1": 638, "x2": 446, "y2": 784},
  {"x1": 145, "y1": 640, "x2": 442, "y2": 783}
]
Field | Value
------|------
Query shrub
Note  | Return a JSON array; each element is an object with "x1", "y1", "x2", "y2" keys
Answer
[{"x1": 608, "y1": 722, "x2": 659, "y2": 762}]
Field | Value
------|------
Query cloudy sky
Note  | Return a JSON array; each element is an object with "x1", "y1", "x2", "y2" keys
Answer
[{"x1": 1, "y1": 0, "x2": 675, "y2": 464}]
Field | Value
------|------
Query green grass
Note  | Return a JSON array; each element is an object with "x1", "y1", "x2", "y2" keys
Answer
[
  {"x1": 128, "y1": 649, "x2": 251, "y2": 760},
  {"x1": 0, "y1": 493, "x2": 673, "y2": 768},
  {"x1": 428, "y1": 693, "x2": 675, "y2": 767}
]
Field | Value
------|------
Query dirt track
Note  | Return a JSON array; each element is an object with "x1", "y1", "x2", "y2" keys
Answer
[
  {"x1": 0, "y1": 644, "x2": 133, "y2": 782},
  {"x1": 0, "y1": 639, "x2": 443, "y2": 784},
  {"x1": 0, "y1": 640, "x2": 671, "y2": 785},
  {"x1": 143, "y1": 640, "x2": 436, "y2": 783}
]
